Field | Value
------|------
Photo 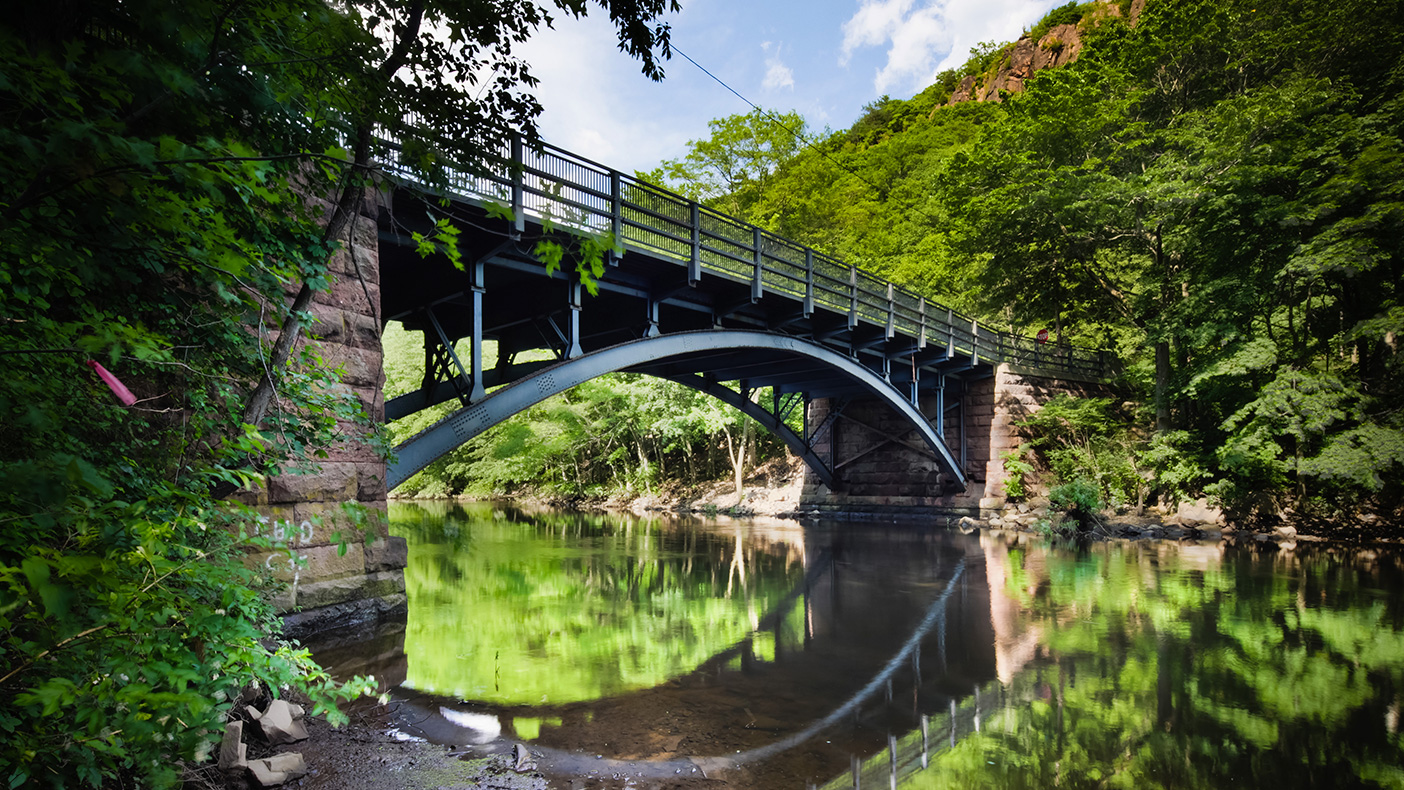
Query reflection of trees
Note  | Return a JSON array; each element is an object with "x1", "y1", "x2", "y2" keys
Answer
[
  {"x1": 391, "y1": 503, "x2": 808, "y2": 705},
  {"x1": 874, "y1": 538, "x2": 1404, "y2": 789}
]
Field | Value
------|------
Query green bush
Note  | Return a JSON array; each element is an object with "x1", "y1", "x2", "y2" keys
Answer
[
  {"x1": 1028, "y1": 1, "x2": 1091, "y2": 41},
  {"x1": 1016, "y1": 395, "x2": 1148, "y2": 510},
  {"x1": 1139, "y1": 430, "x2": 1211, "y2": 508},
  {"x1": 1001, "y1": 445, "x2": 1035, "y2": 499},
  {"x1": 1049, "y1": 479, "x2": 1103, "y2": 530}
]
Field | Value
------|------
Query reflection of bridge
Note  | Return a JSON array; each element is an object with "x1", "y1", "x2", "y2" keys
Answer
[
  {"x1": 375, "y1": 139, "x2": 1110, "y2": 493},
  {"x1": 383, "y1": 523, "x2": 1005, "y2": 787}
]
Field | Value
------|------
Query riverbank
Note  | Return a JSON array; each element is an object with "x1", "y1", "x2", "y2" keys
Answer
[
  {"x1": 394, "y1": 454, "x2": 810, "y2": 521},
  {"x1": 400, "y1": 453, "x2": 1399, "y2": 546},
  {"x1": 187, "y1": 697, "x2": 552, "y2": 790}
]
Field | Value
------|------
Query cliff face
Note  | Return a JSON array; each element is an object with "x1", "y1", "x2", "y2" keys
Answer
[{"x1": 948, "y1": 0, "x2": 1144, "y2": 105}]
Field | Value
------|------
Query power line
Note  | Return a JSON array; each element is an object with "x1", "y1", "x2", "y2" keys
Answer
[{"x1": 671, "y1": 45, "x2": 885, "y2": 196}]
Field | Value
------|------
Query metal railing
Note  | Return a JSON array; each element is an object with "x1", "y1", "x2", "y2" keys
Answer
[
  {"x1": 377, "y1": 136, "x2": 1110, "y2": 381},
  {"x1": 817, "y1": 682, "x2": 1006, "y2": 790}
]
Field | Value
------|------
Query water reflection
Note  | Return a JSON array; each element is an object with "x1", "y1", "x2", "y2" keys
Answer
[
  {"x1": 312, "y1": 506, "x2": 1404, "y2": 789},
  {"x1": 841, "y1": 533, "x2": 1404, "y2": 790},
  {"x1": 390, "y1": 501, "x2": 811, "y2": 706}
]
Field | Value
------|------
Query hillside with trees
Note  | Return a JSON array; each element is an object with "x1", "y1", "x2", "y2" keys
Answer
[{"x1": 414, "y1": 0, "x2": 1404, "y2": 529}]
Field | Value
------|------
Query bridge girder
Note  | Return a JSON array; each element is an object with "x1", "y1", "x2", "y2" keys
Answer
[{"x1": 388, "y1": 329, "x2": 967, "y2": 493}]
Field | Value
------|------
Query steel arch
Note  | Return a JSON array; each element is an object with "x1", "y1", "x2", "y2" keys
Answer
[{"x1": 387, "y1": 330, "x2": 966, "y2": 492}]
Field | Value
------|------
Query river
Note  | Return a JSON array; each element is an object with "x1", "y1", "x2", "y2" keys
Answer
[{"x1": 309, "y1": 502, "x2": 1404, "y2": 789}]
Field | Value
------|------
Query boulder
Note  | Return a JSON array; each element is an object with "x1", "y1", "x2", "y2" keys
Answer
[
  {"x1": 247, "y1": 753, "x2": 308, "y2": 787},
  {"x1": 247, "y1": 699, "x2": 309, "y2": 746},
  {"x1": 1177, "y1": 498, "x2": 1224, "y2": 525},
  {"x1": 218, "y1": 721, "x2": 247, "y2": 770}
]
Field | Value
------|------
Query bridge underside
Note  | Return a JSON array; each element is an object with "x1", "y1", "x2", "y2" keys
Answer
[{"x1": 378, "y1": 186, "x2": 995, "y2": 493}]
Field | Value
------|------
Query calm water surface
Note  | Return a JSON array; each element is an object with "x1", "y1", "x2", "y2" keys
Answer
[{"x1": 312, "y1": 502, "x2": 1404, "y2": 789}]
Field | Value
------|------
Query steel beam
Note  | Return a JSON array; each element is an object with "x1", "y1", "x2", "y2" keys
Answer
[{"x1": 386, "y1": 359, "x2": 556, "y2": 420}]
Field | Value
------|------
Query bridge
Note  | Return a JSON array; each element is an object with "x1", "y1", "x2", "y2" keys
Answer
[
  {"x1": 373, "y1": 137, "x2": 1110, "y2": 495},
  {"x1": 260, "y1": 137, "x2": 1113, "y2": 637}
]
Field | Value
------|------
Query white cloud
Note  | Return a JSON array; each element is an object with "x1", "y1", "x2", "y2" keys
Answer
[
  {"x1": 762, "y1": 43, "x2": 795, "y2": 91},
  {"x1": 514, "y1": 14, "x2": 692, "y2": 171},
  {"x1": 840, "y1": 0, "x2": 1055, "y2": 95}
]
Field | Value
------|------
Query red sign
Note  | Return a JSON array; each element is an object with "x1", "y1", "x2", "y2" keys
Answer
[{"x1": 1036, "y1": 329, "x2": 1049, "y2": 345}]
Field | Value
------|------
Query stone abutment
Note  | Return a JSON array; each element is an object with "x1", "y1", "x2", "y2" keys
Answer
[
  {"x1": 238, "y1": 189, "x2": 405, "y2": 639},
  {"x1": 800, "y1": 364, "x2": 1112, "y2": 518}
]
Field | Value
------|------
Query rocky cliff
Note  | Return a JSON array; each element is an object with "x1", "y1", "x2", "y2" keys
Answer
[{"x1": 948, "y1": 0, "x2": 1144, "y2": 105}]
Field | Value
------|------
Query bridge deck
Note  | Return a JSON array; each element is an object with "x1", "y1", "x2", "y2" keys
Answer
[{"x1": 376, "y1": 137, "x2": 1108, "y2": 385}]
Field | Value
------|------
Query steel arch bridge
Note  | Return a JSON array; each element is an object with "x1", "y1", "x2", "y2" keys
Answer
[{"x1": 376, "y1": 138, "x2": 1109, "y2": 492}]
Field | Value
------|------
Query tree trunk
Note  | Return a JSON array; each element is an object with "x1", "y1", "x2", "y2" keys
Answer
[
  {"x1": 636, "y1": 440, "x2": 652, "y2": 495},
  {"x1": 724, "y1": 424, "x2": 748, "y2": 508},
  {"x1": 1155, "y1": 340, "x2": 1172, "y2": 433},
  {"x1": 237, "y1": 1, "x2": 427, "y2": 436}
]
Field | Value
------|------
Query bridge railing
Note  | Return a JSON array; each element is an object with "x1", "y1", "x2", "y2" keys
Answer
[{"x1": 377, "y1": 135, "x2": 1110, "y2": 381}]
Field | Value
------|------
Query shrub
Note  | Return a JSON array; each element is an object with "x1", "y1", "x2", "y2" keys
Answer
[
  {"x1": 1028, "y1": 1, "x2": 1090, "y2": 41},
  {"x1": 1049, "y1": 479, "x2": 1103, "y2": 530},
  {"x1": 1001, "y1": 445, "x2": 1035, "y2": 499}
]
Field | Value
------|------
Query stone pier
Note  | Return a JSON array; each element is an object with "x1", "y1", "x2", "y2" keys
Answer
[
  {"x1": 800, "y1": 363, "x2": 1112, "y2": 519},
  {"x1": 239, "y1": 190, "x2": 407, "y2": 638}
]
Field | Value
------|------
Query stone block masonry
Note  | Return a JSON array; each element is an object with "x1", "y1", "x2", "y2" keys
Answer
[
  {"x1": 799, "y1": 364, "x2": 1113, "y2": 519},
  {"x1": 237, "y1": 186, "x2": 406, "y2": 639}
]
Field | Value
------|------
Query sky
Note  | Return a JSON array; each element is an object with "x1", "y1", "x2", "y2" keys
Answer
[{"x1": 516, "y1": 0, "x2": 1069, "y2": 174}]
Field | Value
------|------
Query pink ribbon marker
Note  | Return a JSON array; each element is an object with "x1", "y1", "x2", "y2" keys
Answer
[{"x1": 86, "y1": 360, "x2": 138, "y2": 406}]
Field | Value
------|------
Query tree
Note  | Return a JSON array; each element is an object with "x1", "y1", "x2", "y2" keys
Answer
[
  {"x1": 0, "y1": 0, "x2": 677, "y2": 785},
  {"x1": 643, "y1": 107, "x2": 808, "y2": 218}
]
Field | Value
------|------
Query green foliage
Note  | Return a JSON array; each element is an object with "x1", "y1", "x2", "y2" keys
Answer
[
  {"x1": 1017, "y1": 396, "x2": 1118, "y2": 453},
  {"x1": 1027, "y1": 2, "x2": 1093, "y2": 42},
  {"x1": 648, "y1": 108, "x2": 809, "y2": 219},
  {"x1": 0, "y1": 0, "x2": 677, "y2": 784},
  {"x1": 1138, "y1": 430, "x2": 1211, "y2": 508},
  {"x1": 932, "y1": 0, "x2": 1404, "y2": 519},
  {"x1": 1013, "y1": 396, "x2": 1146, "y2": 509},
  {"x1": 1048, "y1": 479, "x2": 1103, "y2": 529},
  {"x1": 963, "y1": 41, "x2": 1012, "y2": 80},
  {"x1": 1000, "y1": 445, "x2": 1035, "y2": 499}
]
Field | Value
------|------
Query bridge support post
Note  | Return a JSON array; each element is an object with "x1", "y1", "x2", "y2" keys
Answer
[
  {"x1": 468, "y1": 259, "x2": 487, "y2": 400},
  {"x1": 567, "y1": 279, "x2": 584, "y2": 359},
  {"x1": 799, "y1": 364, "x2": 1114, "y2": 519},
  {"x1": 645, "y1": 298, "x2": 660, "y2": 337},
  {"x1": 799, "y1": 375, "x2": 988, "y2": 517}
]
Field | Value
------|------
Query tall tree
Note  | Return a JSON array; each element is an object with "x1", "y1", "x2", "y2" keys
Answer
[{"x1": 643, "y1": 107, "x2": 807, "y2": 218}]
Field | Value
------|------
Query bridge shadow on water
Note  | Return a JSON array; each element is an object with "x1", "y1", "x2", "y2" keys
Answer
[{"x1": 311, "y1": 505, "x2": 1018, "y2": 788}]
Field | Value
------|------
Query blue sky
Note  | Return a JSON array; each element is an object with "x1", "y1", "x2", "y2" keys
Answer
[{"x1": 517, "y1": 0, "x2": 1069, "y2": 174}]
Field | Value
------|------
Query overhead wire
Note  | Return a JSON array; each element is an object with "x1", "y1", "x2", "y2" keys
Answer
[{"x1": 670, "y1": 45, "x2": 889, "y2": 197}]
